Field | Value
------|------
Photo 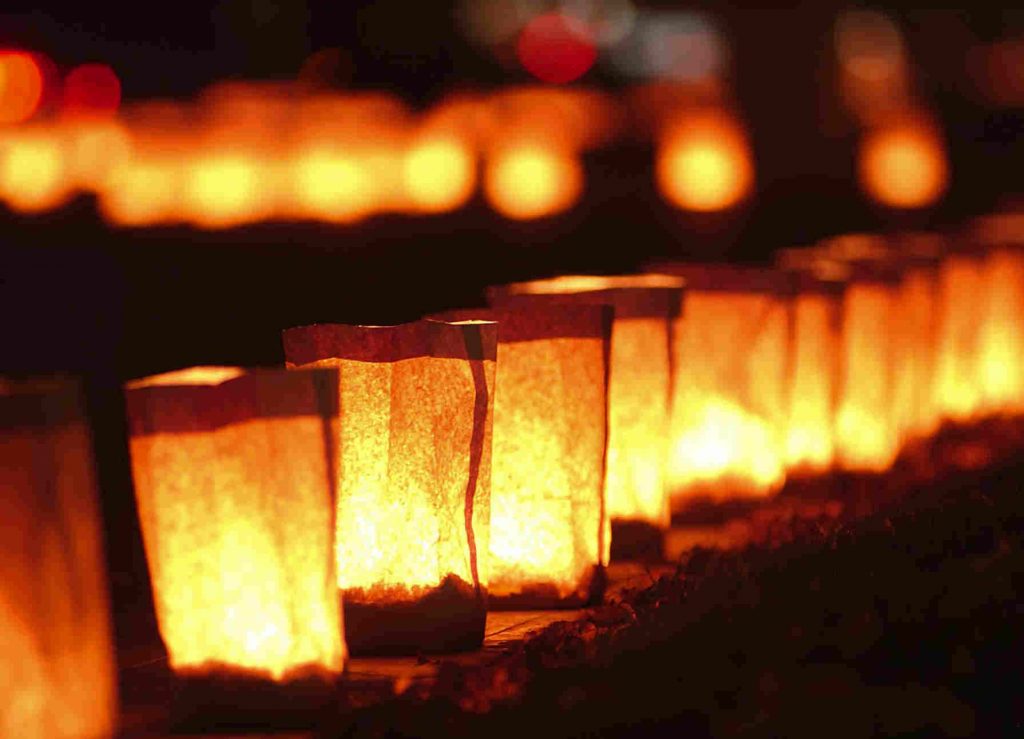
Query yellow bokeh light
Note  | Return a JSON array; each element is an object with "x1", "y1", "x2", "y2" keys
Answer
[
  {"x1": 484, "y1": 145, "x2": 583, "y2": 220},
  {"x1": 656, "y1": 111, "x2": 753, "y2": 212},
  {"x1": 183, "y1": 155, "x2": 263, "y2": 229},
  {"x1": 402, "y1": 137, "x2": 476, "y2": 214},
  {"x1": 0, "y1": 134, "x2": 69, "y2": 213},
  {"x1": 292, "y1": 149, "x2": 374, "y2": 223}
]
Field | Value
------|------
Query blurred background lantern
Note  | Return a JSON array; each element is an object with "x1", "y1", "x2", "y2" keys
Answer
[
  {"x1": 647, "y1": 264, "x2": 790, "y2": 510},
  {"x1": 445, "y1": 300, "x2": 611, "y2": 607},
  {"x1": 805, "y1": 239, "x2": 902, "y2": 473},
  {"x1": 497, "y1": 273, "x2": 684, "y2": 560},
  {"x1": 972, "y1": 213, "x2": 1024, "y2": 417},
  {"x1": 124, "y1": 366, "x2": 345, "y2": 727},
  {"x1": 655, "y1": 107, "x2": 754, "y2": 213},
  {"x1": 857, "y1": 114, "x2": 949, "y2": 210},
  {"x1": 480, "y1": 87, "x2": 617, "y2": 220},
  {"x1": 775, "y1": 266, "x2": 845, "y2": 478},
  {"x1": 0, "y1": 377, "x2": 117, "y2": 739},
  {"x1": 888, "y1": 234, "x2": 944, "y2": 444},
  {"x1": 282, "y1": 320, "x2": 496, "y2": 655},
  {"x1": 0, "y1": 123, "x2": 72, "y2": 214},
  {"x1": 934, "y1": 247, "x2": 988, "y2": 424}
]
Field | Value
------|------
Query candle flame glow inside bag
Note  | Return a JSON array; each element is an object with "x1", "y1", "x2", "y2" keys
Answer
[
  {"x1": 125, "y1": 367, "x2": 345, "y2": 682},
  {"x1": 498, "y1": 274, "x2": 682, "y2": 532},
  {"x1": 971, "y1": 216, "x2": 1024, "y2": 416},
  {"x1": 935, "y1": 254, "x2": 987, "y2": 423},
  {"x1": 804, "y1": 238, "x2": 908, "y2": 470},
  {"x1": 650, "y1": 264, "x2": 790, "y2": 507},
  {"x1": 783, "y1": 274, "x2": 844, "y2": 475},
  {"x1": 0, "y1": 378, "x2": 117, "y2": 739},
  {"x1": 978, "y1": 248, "x2": 1024, "y2": 413},
  {"x1": 282, "y1": 321, "x2": 496, "y2": 653},
  {"x1": 446, "y1": 301, "x2": 612, "y2": 606}
]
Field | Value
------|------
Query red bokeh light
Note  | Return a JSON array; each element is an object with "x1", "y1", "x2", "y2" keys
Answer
[
  {"x1": 516, "y1": 12, "x2": 597, "y2": 85},
  {"x1": 62, "y1": 64, "x2": 121, "y2": 118},
  {"x1": 0, "y1": 50, "x2": 44, "y2": 124}
]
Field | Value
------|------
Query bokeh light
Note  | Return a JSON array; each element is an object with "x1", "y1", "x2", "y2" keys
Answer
[
  {"x1": 0, "y1": 130, "x2": 69, "y2": 213},
  {"x1": 858, "y1": 119, "x2": 948, "y2": 209},
  {"x1": 183, "y1": 155, "x2": 263, "y2": 229},
  {"x1": 656, "y1": 110, "x2": 753, "y2": 212},
  {"x1": 0, "y1": 50, "x2": 44, "y2": 125},
  {"x1": 517, "y1": 12, "x2": 597, "y2": 85},
  {"x1": 64, "y1": 118, "x2": 133, "y2": 191},
  {"x1": 62, "y1": 64, "x2": 121, "y2": 118},
  {"x1": 402, "y1": 136, "x2": 477, "y2": 214},
  {"x1": 292, "y1": 149, "x2": 374, "y2": 223},
  {"x1": 484, "y1": 144, "x2": 583, "y2": 220}
]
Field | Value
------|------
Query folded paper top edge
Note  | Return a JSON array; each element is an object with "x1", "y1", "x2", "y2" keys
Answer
[{"x1": 282, "y1": 319, "x2": 498, "y2": 365}]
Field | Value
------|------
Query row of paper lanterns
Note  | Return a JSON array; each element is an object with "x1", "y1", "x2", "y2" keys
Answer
[
  {"x1": 0, "y1": 81, "x2": 951, "y2": 227},
  {"x1": 3, "y1": 213, "x2": 1023, "y2": 732}
]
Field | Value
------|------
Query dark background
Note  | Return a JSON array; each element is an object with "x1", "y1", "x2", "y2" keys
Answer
[{"x1": 1, "y1": 2, "x2": 1022, "y2": 654}]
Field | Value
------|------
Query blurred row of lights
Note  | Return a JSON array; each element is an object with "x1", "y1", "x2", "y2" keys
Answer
[{"x1": 0, "y1": 80, "x2": 949, "y2": 227}]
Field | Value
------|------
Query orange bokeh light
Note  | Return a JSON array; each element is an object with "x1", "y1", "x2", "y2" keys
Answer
[
  {"x1": 484, "y1": 144, "x2": 583, "y2": 220},
  {"x1": 858, "y1": 121, "x2": 948, "y2": 209},
  {"x1": 656, "y1": 111, "x2": 754, "y2": 212},
  {"x1": 0, "y1": 130, "x2": 69, "y2": 213},
  {"x1": 0, "y1": 51, "x2": 44, "y2": 125},
  {"x1": 402, "y1": 136, "x2": 476, "y2": 214}
]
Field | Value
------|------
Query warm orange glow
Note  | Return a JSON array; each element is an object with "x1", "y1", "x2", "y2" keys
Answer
[
  {"x1": 99, "y1": 157, "x2": 181, "y2": 227},
  {"x1": 0, "y1": 130, "x2": 69, "y2": 213},
  {"x1": 656, "y1": 111, "x2": 753, "y2": 212},
  {"x1": 402, "y1": 136, "x2": 476, "y2": 213},
  {"x1": 182, "y1": 154, "x2": 268, "y2": 229},
  {"x1": 0, "y1": 379, "x2": 117, "y2": 739},
  {"x1": 125, "y1": 367, "x2": 346, "y2": 681},
  {"x1": 0, "y1": 51, "x2": 44, "y2": 125},
  {"x1": 502, "y1": 274, "x2": 683, "y2": 529},
  {"x1": 282, "y1": 322, "x2": 496, "y2": 652},
  {"x1": 484, "y1": 144, "x2": 583, "y2": 220},
  {"x1": 664, "y1": 280, "x2": 788, "y2": 505},
  {"x1": 291, "y1": 149, "x2": 374, "y2": 223},
  {"x1": 820, "y1": 233, "x2": 943, "y2": 441},
  {"x1": 785, "y1": 288, "x2": 842, "y2": 473},
  {"x1": 483, "y1": 304, "x2": 609, "y2": 605},
  {"x1": 935, "y1": 255, "x2": 985, "y2": 422},
  {"x1": 835, "y1": 280, "x2": 899, "y2": 471},
  {"x1": 64, "y1": 118, "x2": 133, "y2": 191},
  {"x1": 891, "y1": 262, "x2": 941, "y2": 439},
  {"x1": 858, "y1": 121, "x2": 948, "y2": 209},
  {"x1": 978, "y1": 247, "x2": 1024, "y2": 414}
]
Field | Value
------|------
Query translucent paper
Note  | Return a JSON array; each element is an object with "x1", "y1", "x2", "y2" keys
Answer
[
  {"x1": 0, "y1": 378, "x2": 117, "y2": 739},
  {"x1": 890, "y1": 253, "x2": 942, "y2": 441},
  {"x1": 798, "y1": 238, "x2": 910, "y2": 470},
  {"x1": 784, "y1": 275, "x2": 844, "y2": 475},
  {"x1": 834, "y1": 272, "x2": 900, "y2": 471},
  {"x1": 935, "y1": 254, "x2": 987, "y2": 423},
  {"x1": 125, "y1": 366, "x2": 345, "y2": 720},
  {"x1": 446, "y1": 301, "x2": 612, "y2": 606},
  {"x1": 977, "y1": 246, "x2": 1024, "y2": 415},
  {"x1": 653, "y1": 265, "x2": 790, "y2": 508},
  {"x1": 498, "y1": 275, "x2": 683, "y2": 535},
  {"x1": 282, "y1": 321, "x2": 496, "y2": 653}
]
